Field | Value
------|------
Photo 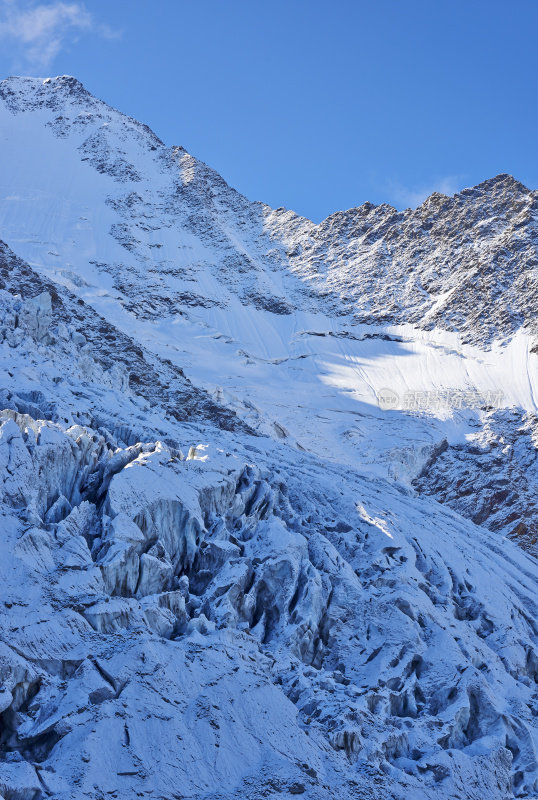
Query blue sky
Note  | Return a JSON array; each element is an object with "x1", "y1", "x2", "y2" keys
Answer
[{"x1": 0, "y1": 0, "x2": 536, "y2": 222}]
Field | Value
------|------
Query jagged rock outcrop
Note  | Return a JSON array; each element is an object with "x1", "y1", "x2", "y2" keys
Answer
[{"x1": 414, "y1": 408, "x2": 538, "y2": 555}]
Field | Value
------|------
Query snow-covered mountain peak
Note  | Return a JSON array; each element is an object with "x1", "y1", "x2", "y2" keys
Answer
[
  {"x1": 0, "y1": 75, "x2": 536, "y2": 800},
  {"x1": 1, "y1": 74, "x2": 96, "y2": 113},
  {"x1": 0, "y1": 75, "x2": 536, "y2": 461},
  {"x1": 464, "y1": 171, "x2": 529, "y2": 197}
]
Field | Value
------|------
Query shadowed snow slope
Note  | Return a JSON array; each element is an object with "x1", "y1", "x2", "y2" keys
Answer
[{"x1": 0, "y1": 76, "x2": 536, "y2": 800}]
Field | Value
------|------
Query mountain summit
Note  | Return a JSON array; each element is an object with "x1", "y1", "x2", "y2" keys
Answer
[
  {"x1": 0, "y1": 75, "x2": 536, "y2": 346},
  {"x1": 0, "y1": 76, "x2": 536, "y2": 800}
]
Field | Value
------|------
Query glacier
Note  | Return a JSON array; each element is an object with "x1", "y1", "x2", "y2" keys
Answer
[{"x1": 0, "y1": 75, "x2": 536, "y2": 799}]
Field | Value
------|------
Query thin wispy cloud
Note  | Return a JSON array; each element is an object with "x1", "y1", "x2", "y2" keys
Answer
[
  {"x1": 385, "y1": 176, "x2": 463, "y2": 209},
  {"x1": 0, "y1": 0, "x2": 119, "y2": 72}
]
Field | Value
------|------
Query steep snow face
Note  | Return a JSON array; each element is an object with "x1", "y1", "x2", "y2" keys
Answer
[
  {"x1": 0, "y1": 75, "x2": 536, "y2": 540},
  {"x1": 0, "y1": 77, "x2": 537, "y2": 800}
]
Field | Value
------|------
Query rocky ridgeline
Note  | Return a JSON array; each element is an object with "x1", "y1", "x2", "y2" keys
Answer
[
  {"x1": 265, "y1": 174, "x2": 538, "y2": 345},
  {"x1": 1, "y1": 77, "x2": 536, "y2": 347}
]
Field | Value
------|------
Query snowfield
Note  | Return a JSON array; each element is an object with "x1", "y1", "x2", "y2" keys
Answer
[{"x1": 0, "y1": 76, "x2": 536, "y2": 799}]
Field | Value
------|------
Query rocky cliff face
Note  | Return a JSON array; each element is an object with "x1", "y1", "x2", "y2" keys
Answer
[
  {"x1": 272, "y1": 174, "x2": 538, "y2": 344},
  {"x1": 414, "y1": 408, "x2": 538, "y2": 556},
  {"x1": 0, "y1": 76, "x2": 536, "y2": 800}
]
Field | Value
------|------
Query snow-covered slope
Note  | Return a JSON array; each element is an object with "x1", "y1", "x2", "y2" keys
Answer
[
  {"x1": 0, "y1": 76, "x2": 536, "y2": 474},
  {"x1": 0, "y1": 76, "x2": 537, "y2": 800}
]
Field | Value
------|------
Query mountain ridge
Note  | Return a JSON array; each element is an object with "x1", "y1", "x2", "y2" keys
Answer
[
  {"x1": 0, "y1": 75, "x2": 532, "y2": 221},
  {"x1": 1, "y1": 73, "x2": 536, "y2": 350}
]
